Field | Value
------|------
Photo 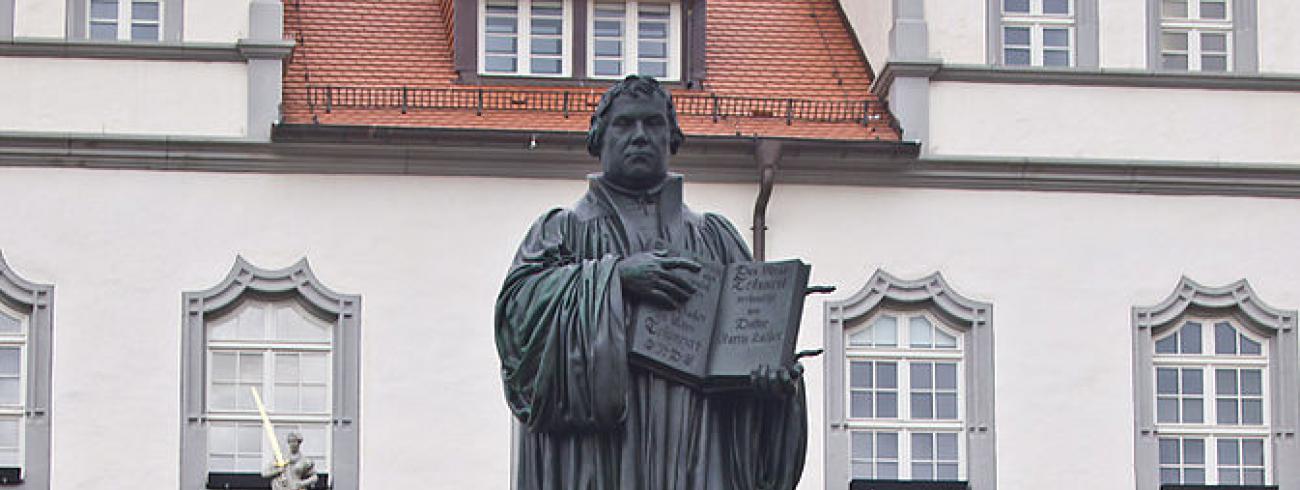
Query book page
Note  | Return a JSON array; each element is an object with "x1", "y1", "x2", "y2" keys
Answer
[
  {"x1": 629, "y1": 262, "x2": 725, "y2": 380},
  {"x1": 706, "y1": 260, "x2": 806, "y2": 379}
]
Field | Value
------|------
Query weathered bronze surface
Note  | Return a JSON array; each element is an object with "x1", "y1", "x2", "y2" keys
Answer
[{"x1": 495, "y1": 75, "x2": 807, "y2": 490}]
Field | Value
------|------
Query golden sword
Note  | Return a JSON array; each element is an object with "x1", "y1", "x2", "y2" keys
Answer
[{"x1": 250, "y1": 387, "x2": 287, "y2": 467}]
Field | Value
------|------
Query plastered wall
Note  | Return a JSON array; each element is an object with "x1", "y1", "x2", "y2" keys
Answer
[
  {"x1": 0, "y1": 58, "x2": 247, "y2": 137},
  {"x1": 2, "y1": 167, "x2": 1300, "y2": 489}
]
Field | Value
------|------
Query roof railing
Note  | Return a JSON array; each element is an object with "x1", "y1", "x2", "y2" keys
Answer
[{"x1": 304, "y1": 85, "x2": 878, "y2": 126}]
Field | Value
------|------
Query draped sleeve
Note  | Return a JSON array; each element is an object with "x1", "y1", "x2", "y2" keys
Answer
[{"x1": 494, "y1": 208, "x2": 630, "y2": 433}]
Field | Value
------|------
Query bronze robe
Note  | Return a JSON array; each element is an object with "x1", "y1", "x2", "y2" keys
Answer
[{"x1": 495, "y1": 175, "x2": 806, "y2": 490}]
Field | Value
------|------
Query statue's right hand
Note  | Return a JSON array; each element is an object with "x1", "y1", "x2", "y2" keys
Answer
[{"x1": 617, "y1": 251, "x2": 702, "y2": 308}]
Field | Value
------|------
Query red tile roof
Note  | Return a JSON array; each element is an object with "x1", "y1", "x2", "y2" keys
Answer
[{"x1": 281, "y1": 0, "x2": 899, "y2": 141}]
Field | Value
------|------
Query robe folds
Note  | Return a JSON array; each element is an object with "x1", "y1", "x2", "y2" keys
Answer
[{"x1": 495, "y1": 174, "x2": 807, "y2": 490}]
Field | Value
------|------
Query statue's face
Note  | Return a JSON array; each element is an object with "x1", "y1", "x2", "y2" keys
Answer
[
  {"x1": 287, "y1": 436, "x2": 302, "y2": 453},
  {"x1": 599, "y1": 93, "x2": 672, "y2": 190}
]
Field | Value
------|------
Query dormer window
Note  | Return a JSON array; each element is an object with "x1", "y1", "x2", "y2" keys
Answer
[{"x1": 88, "y1": 0, "x2": 162, "y2": 41}]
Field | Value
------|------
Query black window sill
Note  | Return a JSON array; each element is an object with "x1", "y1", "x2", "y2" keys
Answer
[
  {"x1": 850, "y1": 480, "x2": 968, "y2": 490},
  {"x1": 1161, "y1": 485, "x2": 1277, "y2": 490},
  {"x1": 0, "y1": 467, "x2": 21, "y2": 486},
  {"x1": 206, "y1": 472, "x2": 329, "y2": 490}
]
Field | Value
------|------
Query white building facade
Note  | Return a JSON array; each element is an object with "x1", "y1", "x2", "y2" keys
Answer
[{"x1": 0, "y1": 1, "x2": 1298, "y2": 490}]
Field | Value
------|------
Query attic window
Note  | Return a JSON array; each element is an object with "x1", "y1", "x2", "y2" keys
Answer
[
  {"x1": 479, "y1": 0, "x2": 573, "y2": 77},
  {"x1": 588, "y1": 0, "x2": 682, "y2": 81}
]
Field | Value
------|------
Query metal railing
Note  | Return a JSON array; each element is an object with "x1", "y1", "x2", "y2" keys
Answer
[{"x1": 304, "y1": 85, "x2": 875, "y2": 126}]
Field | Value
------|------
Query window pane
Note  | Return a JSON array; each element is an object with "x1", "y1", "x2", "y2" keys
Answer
[
  {"x1": 909, "y1": 316, "x2": 932, "y2": 347},
  {"x1": 0, "y1": 313, "x2": 19, "y2": 334},
  {"x1": 1220, "y1": 469, "x2": 1240, "y2": 484},
  {"x1": 872, "y1": 316, "x2": 898, "y2": 346},
  {"x1": 1240, "y1": 370, "x2": 1261, "y2": 395},
  {"x1": 91, "y1": 0, "x2": 118, "y2": 19},
  {"x1": 532, "y1": 18, "x2": 562, "y2": 36},
  {"x1": 0, "y1": 378, "x2": 19, "y2": 406},
  {"x1": 1202, "y1": 55, "x2": 1228, "y2": 72},
  {"x1": 913, "y1": 463, "x2": 933, "y2": 479},
  {"x1": 877, "y1": 393, "x2": 898, "y2": 418},
  {"x1": 1182, "y1": 369, "x2": 1202, "y2": 394},
  {"x1": 1216, "y1": 369, "x2": 1237, "y2": 395},
  {"x1": 1004, "y1": 0, "x2": 1030, "y2": 13},
  {"x1": 1157, "y1": 398, "x2": 1177, "y2": 422},
  {"x1": 1170, "y1": 31, "x2": 1190, "y2": 50},
  {"x1": 1043, "y1": 50, "x2": 1069, "y2": 67},
  {"x1": 851, "y1": 431, "x2": 872, "y2": 458},
  {"x1": 851, "y1": 462, "x2": 871, "y2": 478},
  {"x1": 876, "y1": 362, "x2": 897, "y2": 389},
  {"x1": 912, "y1": 433, "x2": 933, "y2": 459},
  {"x1": 0, "y1": 348, "x2": 19, "y2": 376},
  {"x1": 1162, "y1": 54, "x2": 1189, "y2": 70},
  {"x1": 240, "y1": 353, "x2": 262, "y2": 383},
  {"x1": 531, "y1": 1, "x2": 562, "y2": 17},
  {"x1": 934, "y1": 328, "x2": 957, "y2": 348},
  {"x1": 532, "y1": 38, "x2": 562, "y2": 55},
  {"x1": 1184, "y1": 468, "x2": 1204, "y2": 484},
  {"x1": 1214, "y1": 322, "x2": 1236, "y2": 354},
  {"x1": 638, "y1": 41, "x2": 667, "y2": 59},
  {"x1": 1159, "y1": 438, "x2": 1179, "y2": 464},
  {"x1": 1163, "y1": 0, "x2": 1189, "y2": 18},
  {"x1": 131, "y1": 24, "x2": 158, "y2": 41},
  {"x1": 210, "y1": 424, "x2": 236, "y2": 452},
  {"x1": 1156, "y1": 335, "x2": 1177, "y2": 353},
  {"x1": 1180, "y1": 322, "x2": 1201, "y2": 353},
  {"x1": 850, "y1": 392, "x2": 872, "y2": 417},
  {"x1": 301, "y1": 353, "x2": 328, "y2": 384},
  {"x1": 485, "y1": 0, "x2": 517, "y2": 14},
  {"x1": 594, "y1": 20, "x2": 622, "y2": 37},
  {"x1": 1217, "y1": 439, "x2": 1238, "y2": 464},
  {"x1": 1043, "y1": 0, "x2": 1069, "y2": 14},
  {"x1": 1004, "y1": 27, "x2": 1030, "y2": 46},
  {"x1": 302, "y1": 385, "x2": 328, "y2": 412},
  {"x1": 595, "y1": 60, "x2": 622, "y2": 76},
  {"x1": 274, "y1": 385, "x2": 300, "y2": 411},
  {"x1": 486, "y1": 16, "x2": 518, "y2": 34},
  {"x1": 0, "y1": 420, "x2": 15, "y2": 449},
  {"x1": 1005, "y1": 48, "x2": 1031, "y2": 65},
  {"x1": 640, "y1": 21, "x2": 667, "y2": 40},
  {"x1": 936, "y1": 393, "x2": 958, "y2": 419},
  {"x1": 485, "y1": 56, "x2": 516, "y2": 72},
  {"x1": 937, "y1": 463, "x2": 959, "y2": 480},
  {"x1": 877, "y1": 432, "x2": 897, "y2": 458},
  {"x1": 1043, "y1": 29, "x2": 1069, "y2": 48},
  {"x1": 90, "y1": 23, "x2": 117, "y2": 40},
  {"x1": 850, "y1": 361, "x2": 872, "y2": 388},
  {"x1": 133, "y1": 1, "x2": 159, "y2": 21},
  {"x1": 595, "y1": 39, "x2": 621, "y2": 57},
  {"x1": 1244, "y1": 469, "x2": 1265, "y2": 485},
  {"x1": 1157, "y1": 368, "x2": 1178, "y2": 394},
  {"x1": 1217, "y1": 399, "x2": 1238, "y2": 424},
  {"x1": 238, "y1": 424, "x2": 260, "y2": 453},
  {"x1": 1240, "y1": 336, "x2": 1261, "y2": 355},
  {"x1": 937, "y1": 433, "x2": 958, "y2": 460},
  {"x1": 1182, "y1": 398, "x2": 1203, "y2": 423},
  {"x1": 1160, "y1": 468, "x2": 1180, "y2": 484},
  {"x1": 912, "y1": 393, "x2": 933, "y2": 419},
  {"x1": 1200, "y1": 1, "x2": 1226, "y2": 19},
  {"x1": 531, "y1": 57, "x2": 563, "y2": 74},
  {"x1": 935, "y1": 363, "x2": 957, "y2": 390},
  {"x1": 1241, "y1": 399, "x2": 1262, "y2": 424},
  {"x1": 877, "y1": 462, "x2": 898, "y2": 479},
  {"x1": 639, "y1": 2, "x2": 670, "y2": 19},
  {"x1": 210, "y1": 383, "x2": 236, "y2": 410},
  {"x1": 911, "y1": 363, "x2": 932, "y2": 389},
  {"x1": 212, "y1": 352, "x2": 237, "y2": 381},
  {"x1": 486, "y1": 36, "x2": 517, "y2": 54},
  {"x1": 1242, "y1": 439, "x2": 1264, "y2": 465},
  {"x1": 1184, "y1": 438, "x2": 1204, "y2": 464}
]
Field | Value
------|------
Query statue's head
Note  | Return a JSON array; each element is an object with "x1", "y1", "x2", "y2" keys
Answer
[
  {"x1": 587, "y1": 75, "x2": 686, "y2": 191},
  {"x1": 286, "y1": 432, "x2": 303, "y2": 452}
]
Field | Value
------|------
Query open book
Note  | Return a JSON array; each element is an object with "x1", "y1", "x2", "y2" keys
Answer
[{"x1": 629, "y1": 259, "x2": 811, "y2": 391}]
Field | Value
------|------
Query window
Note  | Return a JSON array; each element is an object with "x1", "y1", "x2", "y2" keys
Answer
[
  {"x1": 588, "y1": 0, "x2": 682, "y2": 80},
  {"x1": 1158, "y1": 0, "x2": 1231, "y2": 71},
  {"x1": 88, "y1": 0, "x2": 162, "y2": 41},
  {"x1": 1133, "y1": 278, "x2": 1300, "y2": 490},
  {"x1": 0, "y1": 253, "x2": 52, "y2": 489},
  {"x1": 181, "y1": 258, "x2": 360, "y2": 490},
  {"x1": 1000, "y1": 0, "x2": 1075, "y2": 67},
  {"x1": 480, "y1": 0, "x2": 572, "y2": 77},
  {"x1": 826, "y1": 271, "x2": 995, "y2": 490},
  {"x1": 1153, "y1": 320, "x2": 1269, "y2": 485}
]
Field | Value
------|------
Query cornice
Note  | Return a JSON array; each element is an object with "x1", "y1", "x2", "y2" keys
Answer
[
  {"x1": 0, "y1": 37, "x2": 294, "y2": 62},
  {"x1": 872, "y1": 61, "x2": 1300, "y2": 96}
]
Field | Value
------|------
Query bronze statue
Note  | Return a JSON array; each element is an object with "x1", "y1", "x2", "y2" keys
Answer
[
  {"x1": 495, "y1": 75, "x2": 807, "y2": 490},
  {"x1": 261, "y1": 432, "x2": 318, "y2": 490}
]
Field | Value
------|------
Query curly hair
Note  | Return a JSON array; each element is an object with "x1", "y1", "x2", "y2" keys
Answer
[{"x1": 586, "y1": 75, "x2": 686, "y2": 157}]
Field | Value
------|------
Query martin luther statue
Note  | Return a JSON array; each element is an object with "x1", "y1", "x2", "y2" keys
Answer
[{"x1": 495, "y1": 75, "x2": 807, "y2": 490}]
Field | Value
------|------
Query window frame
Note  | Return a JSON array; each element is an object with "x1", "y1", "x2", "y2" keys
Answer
[
  {"x1": 69, "y1": 0, "x2": 180, "y2": 41},
  {"x1": 478, "y1": 0, "x2": 574, "y2": 78},
  {"x1": 0, "y1": 252, "x2": 52, "y2": 490},
  {"x1": 987, "y1": 0, "x2": 1098, "y2": 68},
  {"x1": 1132, "y1": 277, "x2": 1300, "y2": 490},
  {"x1": 180, "y1": 257, "x2": 360, "y2": 490},
  {"x1": 1147, "y1": 0, "x2": 1257, "y2": 73},
  {"x1": 825, "y1": 271, "x2": 995, "y2": 490},
  {"x1": 586, "y1": 0, "x2": 683, "y2": 82}
]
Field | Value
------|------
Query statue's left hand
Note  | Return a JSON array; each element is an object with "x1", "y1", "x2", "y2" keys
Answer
[{"x1": 748, "y1": 362, "x2": 803, "y2": 398}]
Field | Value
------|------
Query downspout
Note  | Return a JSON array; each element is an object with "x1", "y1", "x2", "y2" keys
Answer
[{"x1": 752, "y1": 139, "x2": 782, "y2": 261}]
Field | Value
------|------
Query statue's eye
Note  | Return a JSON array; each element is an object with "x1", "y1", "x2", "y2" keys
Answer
[{"x1": 645, "y1": 116, "x2": 666, "y2": 127}]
